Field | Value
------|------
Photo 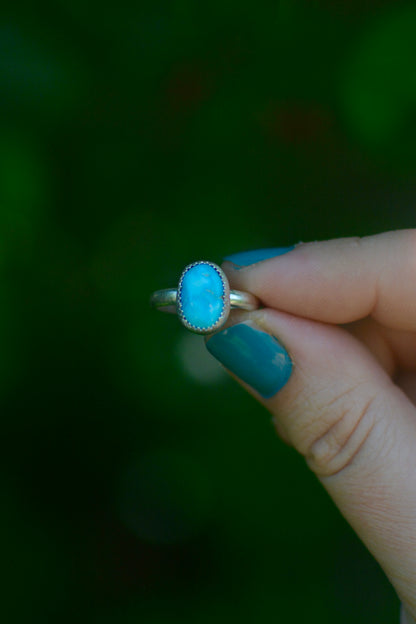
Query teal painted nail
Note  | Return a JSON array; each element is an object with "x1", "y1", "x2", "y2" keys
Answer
[
  {"x1": 223, "y1": 246, "x2": 294, "y2": 268},
  {"x1": 206, "y1": 323, "x2": 292, "y2": 399}
]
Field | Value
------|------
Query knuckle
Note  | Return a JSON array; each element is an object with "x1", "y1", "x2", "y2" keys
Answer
[{"x1": 302, "y1": 386, "x2": 379, "y2": 478}]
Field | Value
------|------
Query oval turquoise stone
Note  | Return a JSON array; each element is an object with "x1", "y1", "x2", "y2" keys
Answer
[{"x1": 179, "y1": 263, "x2": 224, "y2": 329}]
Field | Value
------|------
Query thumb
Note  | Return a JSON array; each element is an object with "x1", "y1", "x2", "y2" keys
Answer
[{"x1": 205, "y1": 308, "x2": 416, "y2": 613}]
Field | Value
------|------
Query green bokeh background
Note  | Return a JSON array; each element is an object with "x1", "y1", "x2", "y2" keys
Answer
[{"x1": 1, "y1": 1, "x2": 415, "y2": 621}]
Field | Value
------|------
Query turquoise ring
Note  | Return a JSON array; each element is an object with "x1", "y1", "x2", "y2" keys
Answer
[{"x1": 150, "y1": 260, "x2": 260, "y2": 335}]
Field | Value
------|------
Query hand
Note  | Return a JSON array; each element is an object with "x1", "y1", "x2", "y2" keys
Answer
[{"x1": 205, "y1": 230, "x2": 416, "y2": 619}]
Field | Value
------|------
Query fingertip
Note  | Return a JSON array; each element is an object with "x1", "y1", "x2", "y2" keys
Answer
[{"x1": 222, "y1": 246, "x2": 295, "y2": 268}]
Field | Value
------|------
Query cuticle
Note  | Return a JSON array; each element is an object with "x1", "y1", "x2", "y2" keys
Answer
[{"x1": 249, "y1": 312, "x2": 295, "y2": 368}]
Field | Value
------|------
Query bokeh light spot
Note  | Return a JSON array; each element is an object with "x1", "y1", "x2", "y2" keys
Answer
[{"x1": 175, "y1": 332, "x2": 226, "y2": 385}]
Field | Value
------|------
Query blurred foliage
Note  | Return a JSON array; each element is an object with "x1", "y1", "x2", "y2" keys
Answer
[{"x1": 0, "y1": 0, "x2": 412, "y2": 622}]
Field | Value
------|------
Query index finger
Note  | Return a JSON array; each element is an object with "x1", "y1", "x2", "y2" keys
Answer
[{"x1": 223, "y1": 230, "x2": 416, "y2": 330}]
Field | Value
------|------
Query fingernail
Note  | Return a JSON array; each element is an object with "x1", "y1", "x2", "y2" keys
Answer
[
  {"x1": 206, "y1": 322, "x2": 292, "y2": 399},
  {"x1": 223, "y1": 246, "x2": 294, "y2": 268}
]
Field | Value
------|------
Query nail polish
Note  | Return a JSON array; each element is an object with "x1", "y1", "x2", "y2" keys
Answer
[
  {"x1": 206, "y1": 322, "x2": 292, "y2": 399},
  {"x1": 223, "y1": 246, "x2": 294, "y2": 268}
]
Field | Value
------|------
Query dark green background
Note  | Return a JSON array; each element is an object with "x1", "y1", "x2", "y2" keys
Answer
[{"x1": 1, "y1": 1, "x2": 415, "y2": 621}]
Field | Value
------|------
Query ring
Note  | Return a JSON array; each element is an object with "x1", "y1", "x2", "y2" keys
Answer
[{"x1": 150, "y1": 260, "x2": 261, "y2": 334}]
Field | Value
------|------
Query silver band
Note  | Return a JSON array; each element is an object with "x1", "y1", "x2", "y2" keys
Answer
[{"x1": 150, "y1": 288, "x2": 259, "y2": 314}]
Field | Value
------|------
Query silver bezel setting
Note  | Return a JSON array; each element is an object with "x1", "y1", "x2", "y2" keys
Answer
[{"x1": 176, "y1": 261, "x2": 230, "y2": 335}]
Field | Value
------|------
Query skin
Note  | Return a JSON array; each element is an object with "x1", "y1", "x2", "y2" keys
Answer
[{"x1": 214, "y1": 230, "x2": 416, "y2": 617}]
